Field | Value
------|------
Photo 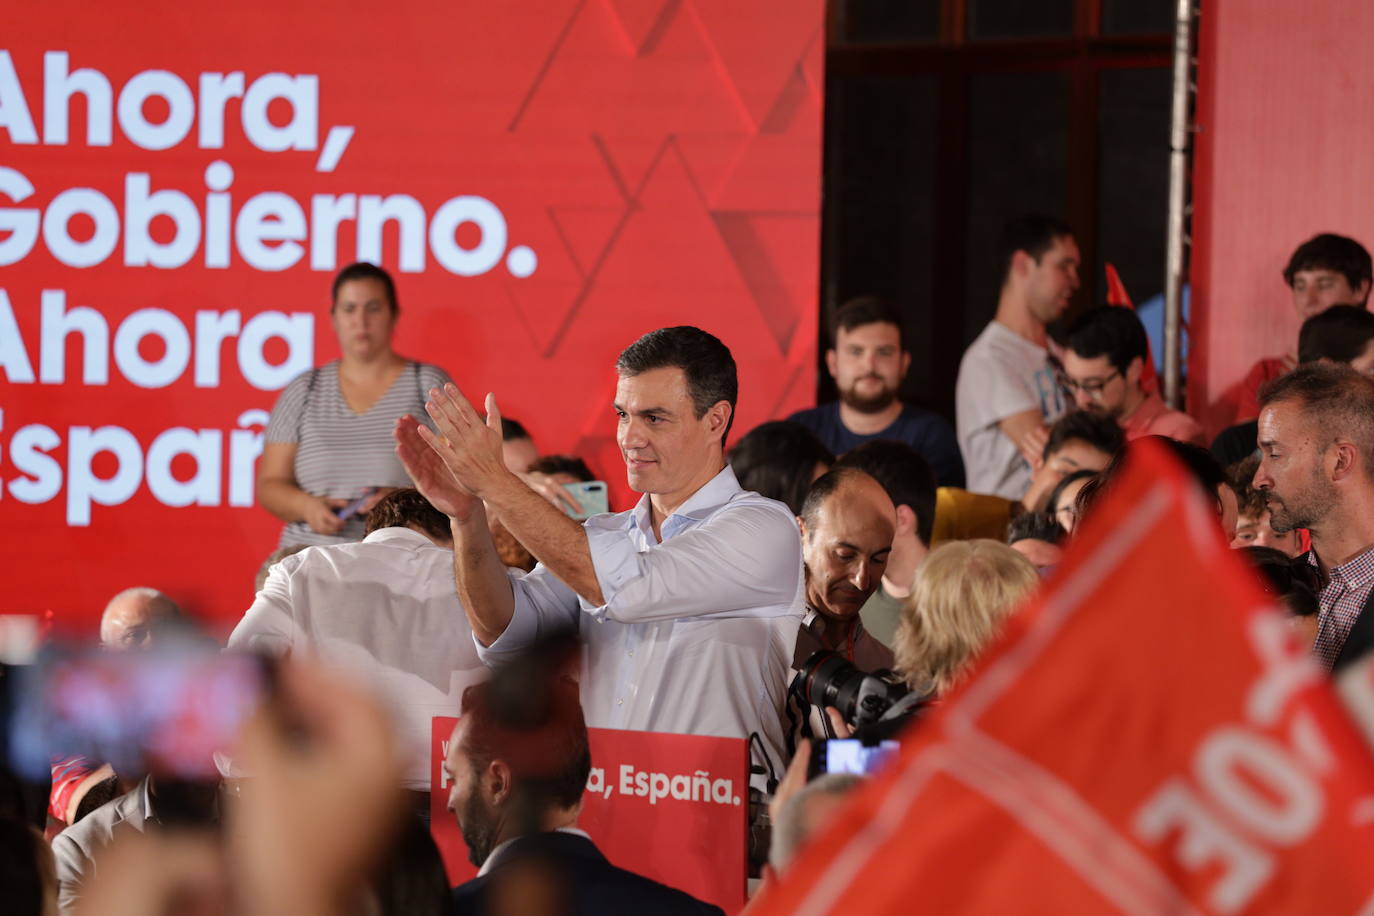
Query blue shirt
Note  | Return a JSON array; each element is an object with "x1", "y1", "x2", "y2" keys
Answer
[{"x1": 786, "y1": 401, "x2": 966, "y2": 487}]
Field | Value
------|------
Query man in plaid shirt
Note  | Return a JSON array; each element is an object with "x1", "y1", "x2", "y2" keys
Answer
[{"x1": 1255, "y1": 363, "x2": 1374, "y2": 671}]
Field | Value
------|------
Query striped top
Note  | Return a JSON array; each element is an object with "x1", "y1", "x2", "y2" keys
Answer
[{"x1": 264, "y1": 360, "x2": 452, "y2": 548}]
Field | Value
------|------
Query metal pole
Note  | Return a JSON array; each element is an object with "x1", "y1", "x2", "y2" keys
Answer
[{"x1": 1163, "y1": 0, "x2": 1195, "y2": 410}]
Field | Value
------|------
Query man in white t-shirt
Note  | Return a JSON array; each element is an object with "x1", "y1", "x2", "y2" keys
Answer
[{"x1": 957, "y1": 215, "x2": 1079, "y2": 499}]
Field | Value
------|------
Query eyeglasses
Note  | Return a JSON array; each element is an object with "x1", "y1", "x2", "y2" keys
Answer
[{"x1": 1057, "y1": 369, "x2": 1120, "y2": 397}]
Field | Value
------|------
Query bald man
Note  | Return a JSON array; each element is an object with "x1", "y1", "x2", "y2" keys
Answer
[
  {"x1": 794, "y1": 467, "x2": 898, "y2": 673},
  {"x1": 99, "y1": 587, "x2": 180, "y2": 651}
]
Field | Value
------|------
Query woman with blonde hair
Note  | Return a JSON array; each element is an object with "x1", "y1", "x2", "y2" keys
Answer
[{"x1": 894, "y1": 539, "x2": 1039, "y2": 696}]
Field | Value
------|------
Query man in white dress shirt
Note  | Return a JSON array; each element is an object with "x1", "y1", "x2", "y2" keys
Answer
[
  {"x1": 394, "y1": 326, "x2": 805, "y2": 782},
  {"x1": 228, "y1": 488, "x2": 488, "y2": 792}
]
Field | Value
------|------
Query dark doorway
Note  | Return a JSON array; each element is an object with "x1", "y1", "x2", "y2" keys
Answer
[{"x1": 819, "y1": 0, "x2": 1174, "y2": 417}]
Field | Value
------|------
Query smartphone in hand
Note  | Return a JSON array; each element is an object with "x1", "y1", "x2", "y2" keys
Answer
[{"x1": 563, "y1": 481, "x2": 609, "y2": 520}]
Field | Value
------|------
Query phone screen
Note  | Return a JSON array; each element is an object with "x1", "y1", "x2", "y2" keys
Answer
[
  {"x1": 564, "y1": 481, "x2": 609, "y2": 520},
  {"x1": 8, "y1": 645, "x2": 268, "y2": 781},
  {"x1": 810, "y1": 739, "x2": 899, "y2": 779}
]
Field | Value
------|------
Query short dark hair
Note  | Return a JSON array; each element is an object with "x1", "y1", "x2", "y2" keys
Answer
[
  {"x1": 1077, "y1": 436, "x2": 1227, "y2": 524},
  {"x1": 1006, "y1": 511, "x2": 1064, "y2": 546},
  {"x1": 1046, "y1": 469, "x2": 1098, "y2": 520},
  {"x1": 364, "y1": 488, "x2": 450, "y2": 540},
  {"x1": 1241, "y1": 547, "x2": 1320, "y2": 618},
  {"x1": 527, "y1": 455, "x2": 595, "y2": 482},
  {"x1": 828, "y1": 296, "x2": 904, "y2": 349},
  {"x1": 500, "y1": 417, "x2": 531, "y2": 442},
  {"x1": 833, "y1": 440, "x2": 937, "y2": 545},
  {"x1": 1228, "y1": 454, "x2": 1265, "y2": 518},
  {"x1": 1259, "y1": 363, "x2": 1374, "y2": 479},
  {"x1": 459, "y1": 677, "x2": 590, "y2": 811},
  {"x1": 1283, "y1": 233, "x2": 1372, "y2": 298},
  {"x1": 798, "y1": 466, "x2": 870, "y2": 534},
  {"x1": 1065, "y1": 306, "x2": 1149, "y2": 377},
  {"x1": 1298, "y1": 305, "x2": 1374, "y2": 365},
  {"x1": 615, "y1": 327, "x2": 738, "y2": 446},
  {"x1": 998, "y1": 214, "x2": 1074, "y2": 286},
  {"x1": 728, "y1": 421, "x2": 834, "y2": 516},
  {"x1": 1042, "y1": 410, "x2": 1125, "y2": 463},
  {"x1": 331, "y1": 261, "x2": 398, "y2": 314}
]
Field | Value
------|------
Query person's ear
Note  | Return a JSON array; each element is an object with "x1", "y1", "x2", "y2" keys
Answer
[
  {"x1": 705, "y1": 400, "x2": 731, "y2": 438},
  {"x1": 824, "y1": 348, "x2": 838, "y2": 379},
  {"x1": 1013, "y1": 249, "x2": 1032, "y2": 279},
  {"x1": 1126, "y1": 356, "x2": 1143, "y2": 388},
  {"x1": 899, "y1": 350, "x2": 911, "y2": 380},
  {"x1": 1331, "y1": 440, "x2": 1360, "y2": 482},
  {"x1": 487, "y1": 759, "x2": 513, "y2": 807}
]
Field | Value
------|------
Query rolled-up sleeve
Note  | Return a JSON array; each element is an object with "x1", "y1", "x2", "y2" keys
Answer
[
  {"x1": 474, "y1": 564, "x2": 581, "y2": 666},
  {"x1": 581, "y1": 499, "x2": 801, "y2": 624}
]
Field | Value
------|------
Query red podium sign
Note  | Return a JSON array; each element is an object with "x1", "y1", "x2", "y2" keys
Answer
[
  {"x1": 430, "y1": 717, "x2": 747, "y2": 913},
  {"x1": 754, "y1": 440, "x2": 1374, "y2": 915}
]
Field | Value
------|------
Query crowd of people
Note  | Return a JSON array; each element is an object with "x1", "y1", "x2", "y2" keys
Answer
[{"x1": 6, "y1": 217, "x2": 1374, "y2": 915}]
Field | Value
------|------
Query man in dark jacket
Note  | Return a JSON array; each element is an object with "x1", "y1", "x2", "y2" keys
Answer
[{"x1": 444, "y1": 677, "x2": 722, "y2": 916}]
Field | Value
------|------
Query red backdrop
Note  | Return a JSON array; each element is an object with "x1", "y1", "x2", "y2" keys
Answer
[
  {"x1": 0, "y1": 1, "x2": 822, "y2": 635},
  {"x1": 1192, "y1": 0, "x2": 1374, "y2": 434}
]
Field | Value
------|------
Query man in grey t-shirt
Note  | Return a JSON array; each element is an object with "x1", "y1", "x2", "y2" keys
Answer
[{"x1": 956, "y1": 215, "x2": 1078, "y2": 499}]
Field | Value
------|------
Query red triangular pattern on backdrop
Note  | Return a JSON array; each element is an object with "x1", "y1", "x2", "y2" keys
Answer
[
  {"x1": 712, "y1": 212, "x2": 818, "y2": 355},
  {"x1": 547, "y1": 206, "x2": 628, "y2": 278},
  {"x1": 687, "y1": 0, "x2": 825, "y2": 128},
  {"x1": 674, "y1": 132, "x2": 751, "y2": 205},
  {"x1": 601, "y1": 0, "x2": 675, "y2": 54}
]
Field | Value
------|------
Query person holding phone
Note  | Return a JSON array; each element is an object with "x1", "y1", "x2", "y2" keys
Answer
[{"x1": 257, "y1": 262, "x2": 453, "y2": 548}]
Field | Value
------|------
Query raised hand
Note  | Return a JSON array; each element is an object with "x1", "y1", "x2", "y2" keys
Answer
[
  {"x1": 881, "y1": 503, "x2": 927, "y2": 599},
  {"x1": 414, "y1": 384, "x2": 510, "y2": 499},
  {"x1": 394, "y1": 414, "x2": 480, "y2": 521}
]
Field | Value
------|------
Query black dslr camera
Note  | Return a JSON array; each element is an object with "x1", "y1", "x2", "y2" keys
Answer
[{"x1": 791, "y1": 650, "x2": 911, "y2": 729}]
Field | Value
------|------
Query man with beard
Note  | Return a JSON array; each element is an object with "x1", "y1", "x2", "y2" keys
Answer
[
  {"x1": 1060, "y1": 306, "x2": 1203, "y2": 445},
  {"x1": 1254, "y1": 363, "x2": 1374, "y2": 672},
  {"x1": 444, "y1": 679, "x2": 723, "y2": 915},
  {"x1": 957, "y1": 215, "x2": 1078, "y2": 499},
  {"x1": 788, "y1": 296, "x2": 964, "y2": 487}
]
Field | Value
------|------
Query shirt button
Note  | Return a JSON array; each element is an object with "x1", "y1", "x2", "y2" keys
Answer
[
  {"x1": 617, "y1": 699, "x2": 623, "y2": 706},
  {"x1": 628, "y1": 651, "x2": 633, "y2": 657}
]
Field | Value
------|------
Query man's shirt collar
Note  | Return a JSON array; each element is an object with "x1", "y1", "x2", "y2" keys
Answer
[{"x1": 625, "y1": 465, "x2": 743, "y2": 542}]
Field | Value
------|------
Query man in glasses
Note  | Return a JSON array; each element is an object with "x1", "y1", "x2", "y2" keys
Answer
[{"x1": 1061, "y1": 306, "x2": 1204, "y2": 445}]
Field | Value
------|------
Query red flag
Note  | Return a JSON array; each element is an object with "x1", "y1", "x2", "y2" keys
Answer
[
  {"x1": 1105, "y1": 262, "x2": 1135, "y2": 308},
  {"x1": 1105, "y1": 262, "x2": 1159, "y2": 395},
  {"x1": 753, "y1": 440, "x2": 1374, "y2": 915}
]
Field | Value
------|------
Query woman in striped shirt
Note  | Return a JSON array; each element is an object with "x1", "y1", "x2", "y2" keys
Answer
[{"x1": 256, "y1": 262, "x2": 452, "y2": 548}]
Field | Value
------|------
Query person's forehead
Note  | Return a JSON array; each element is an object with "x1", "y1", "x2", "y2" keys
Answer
[
  {"x1": 813, "y1": 481, "x2": 895, "y2": 541},
  {"x1": 615, "y1": 366, "x2": 691, "y2": 407},
  {"x1": 1056, "y1": 477, "x2": 1090, "y2": 504},
  {"x1": 1049, "y1": 439, "x2": 1110, "y2": 469},
  {"x1": 1047, "y1": 235, "x2": 1079, "y2": 262},
  {"x1": 1257, "y1": 401, "x2": 1311, "y2": 443},
  {"x1": 104, "y1": 596, "x2": 155, "y2": 625},
  {"x1": 836, "y1": 322, "x2": 901, "y2": 348},
  {"x1": 335, "y1": 277, "x2": 390, "y2": 302},
  {"x1": 1293, "y1": 268, "x2": 1350, "y2": 284},
  {"x1": 1061, "y1": 350, "x2": 1113, "y2": 377},
  {"x1": 446, "y1": 721, "x2": 469, "y2": 766}
]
